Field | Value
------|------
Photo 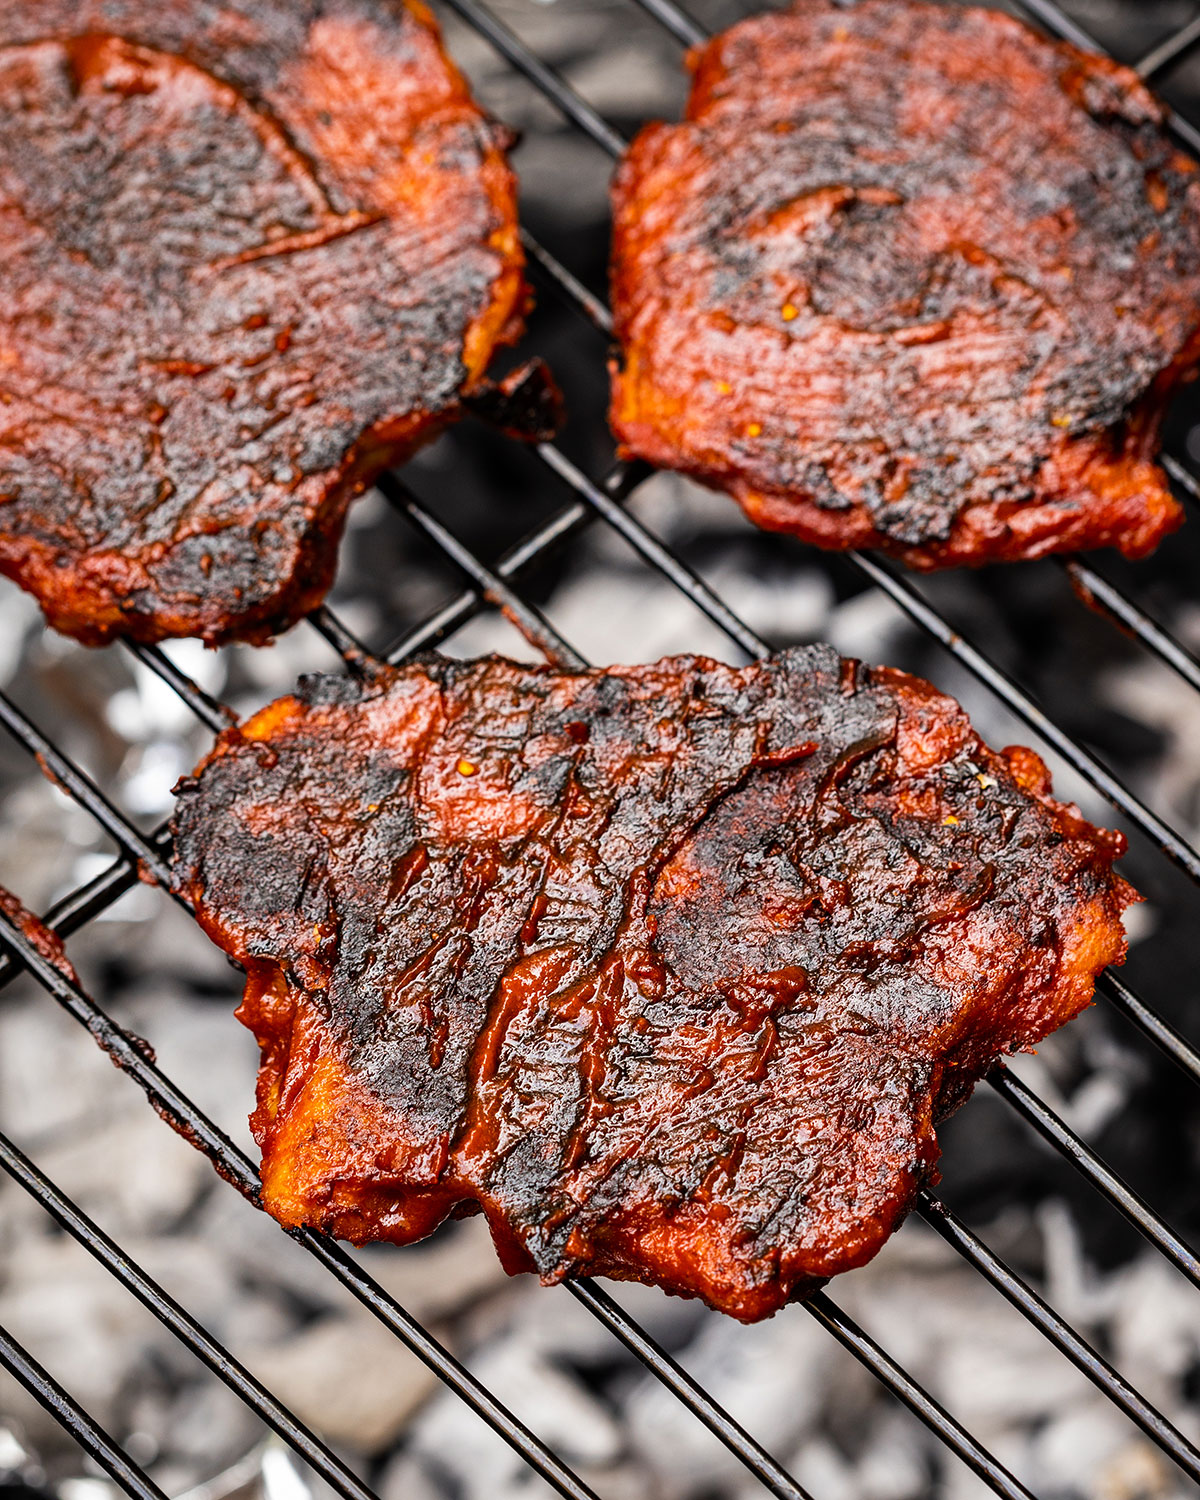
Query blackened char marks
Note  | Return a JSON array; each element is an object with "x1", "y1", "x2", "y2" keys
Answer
[
  {"x1": 0, "y1": 0, "x2": 528, "y2": 644},
  {"x1": 610, "y1": 0, "x2": 1200, "y2": 569},
  {"x1": 172, "y1": 647, "x2": 1136, "y2": 1320}
]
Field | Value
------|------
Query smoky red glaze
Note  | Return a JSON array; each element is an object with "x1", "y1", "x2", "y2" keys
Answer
[
  {"x1": 0, "y1": 0, "x2": 527, "y2": 644},
  {"x1": 172, "y1": 648, "x2": 1135, "y2": 1319},
  {"x1": 610, "y1": 0, "x2": 1200, "y2": 569}
]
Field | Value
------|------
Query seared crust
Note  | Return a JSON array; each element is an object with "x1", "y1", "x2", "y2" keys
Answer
[
  {"x1": 610, "y1": 0, "x2": 1200, "y2": 569},
  {"x1": 0, "y1": 0, "x2": 527, "y2": 643},
  {"x1": 172, "y1": 647, "x2": 1135, "y2": 1320}
]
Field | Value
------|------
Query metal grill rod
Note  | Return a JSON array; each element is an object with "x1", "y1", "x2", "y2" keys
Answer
[
  {"x1": 535, "y1": 444, "x2": 767, "y2": 658},
  {"x1": 124, "y1": 643, "x2": 235, "y2": 734},
  {"x1": 1098, "y1": 969, "x2": 1200, "y2": 1088},
  {"x1": 848, "y1": 550, "x2": 1200, "y2": 881},
  {"x1": 802, "y1": 1294, "x2": 1036, "y2": 1500},
  {"x1": 378, "y1": 473, "x2": 590, "y2": 670},
  {"x1": 0, "y1": 1323, "x2": 168, "y2": 1500},
  {"x1": 987, "y1": 1066, "x2": 1200, "y2": 1288},
  {"x1": 383, "y1": 461, "x2": 643, "y2": 663},
  {"x1": 0, "y1": 1131, "x2": 385, "y2": 1500},
  {"x1": 917, "y1": 1195, "x2": 1200, "y2": 1482},
  {"x1": 0, "y1": 686, "x2": 172, "y2": 890},
  {"x1": 1136, "y1": 14, "x2": 1200, "y2": 80},
  {"x1": 521, "y1": 228, "x2": 613, "y2": 333},
  {"x1": 308, "y1": 603, "x2": 376, "y2": 672},
  {"x1": 568, "y1": 1284, "x2": 814, "y2": 1500},
  {"x1": 1165, "y1": 453, "x2": 1200, "y2": 502},
  {"x1": 0, "y1": 827, "x2": 166, "y2": 991},
  {"x1": 1060, "y1": 559, "x2": 1200, "y2": 695}
]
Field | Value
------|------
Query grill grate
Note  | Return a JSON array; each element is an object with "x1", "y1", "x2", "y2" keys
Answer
[{"x1": 1, "y1": 2, "x2": 1199, "y2": 1498}]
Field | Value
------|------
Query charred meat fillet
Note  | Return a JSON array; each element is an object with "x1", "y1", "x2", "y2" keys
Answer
[
  {"x1": 610, "y1": 0, "x2": 1200, "y2": 569},
  {"x1": 173, "y1": 647, "x2": 1134, "y2": 1320},
  {"x1": 0, "y1": 0, "x2": 527, "y2": 644}
]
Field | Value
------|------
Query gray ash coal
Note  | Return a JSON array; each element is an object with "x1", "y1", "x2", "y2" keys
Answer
[{"x1": 1, "y1": 2, "x2": 1200, "y2": 1499}]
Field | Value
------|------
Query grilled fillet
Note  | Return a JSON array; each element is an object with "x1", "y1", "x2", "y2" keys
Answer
[
  {"x1": 610, "y1": 0, "x2": 1200, "y2": 569},
  {"x1": 172, "y1": 647, "x2": 1134, "y2": 1320},
  {"x1": 0, "y1": 0, "x2": 527, "y2": 645}
]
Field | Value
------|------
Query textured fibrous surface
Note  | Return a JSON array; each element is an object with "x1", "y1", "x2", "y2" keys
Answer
[
  {"x1": 173, "y1": 647, "x2": 1135, "y2": 1320},
  {"x1": 610, "y1": 0, "x2": 1200, "y2": 569},
  {"x1": 0, "y1": 0, "x2": 526, "y2": 644}
]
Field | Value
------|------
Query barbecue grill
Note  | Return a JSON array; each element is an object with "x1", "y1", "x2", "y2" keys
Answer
[{"x1": 1, "y1": 1, "x2": 1199, "y2": 1496}]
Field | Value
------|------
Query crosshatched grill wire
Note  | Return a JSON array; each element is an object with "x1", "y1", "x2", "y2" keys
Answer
[{"x1": 0, "y1": 2, "x2": 1199, "y2": 1498}]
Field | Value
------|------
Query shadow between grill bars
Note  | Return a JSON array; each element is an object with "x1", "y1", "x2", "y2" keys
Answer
[{"x1": 3, "y1": 1, "x2": 1200, "y2": 1498}]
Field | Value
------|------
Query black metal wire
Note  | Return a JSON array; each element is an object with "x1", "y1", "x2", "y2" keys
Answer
[
  {"x1": 848, "y1": 551, "x2": 1200, "y2": 884},
  {"x1": 381, "y1": 461, "x2": 645, "y2": 664},
  {"x1": 1165, "y1": 452, "x2": 1200, "y2": 502},
  {"x1": 0, "y1": 686, "x2": 173, "y2": 890},
  {"x1": 1060, "y1": 559, "x2": 1200, "y2": 696},
  {"x1": 918, "y1": 1196, "x2": 1200, "y2": 1482},
  {"x1": 441, "y1": 0, "x2": 629, "y2": 156},
  {"x1": 805, "y1": 1294, "x2": 1036, "y2": 1500},
  {"x1": 535, "y1": 444, "x2": 769, "y2": 659},
  {"x1": 379, "y1": 473, "x2": 589, "y2": 670},
  {"x1": 308, "y1": 604, "x2": 377, "y2": 671},
  {"x1": 123, "y1": 643, "x2": 236, "y2": 735},
  {"x1": 0, "y1": 1131, "x2": 384, "y2": 1500},
  {"x1": 1098, "y1": 969, "x2": 1200, "y2": 1088},
  {"x1": 987, "y1": 1066, "x2": 1200, "y2": 1290},
  {"x1": 1136, "y1": 13, "x2": 1200, "y2": 80},
  {"x1": 521, "y1": 228, "x2": 613, "y2": 333},
  {"x1": 569, "y1": 1283, "x2": 816, "y2": 1500},
  {"x1": 0, "y1": 1324, "x2": 168, "y2": 1500},
  {"x1": 0, "y1": 827, "x2": 168, "y2": 991}
]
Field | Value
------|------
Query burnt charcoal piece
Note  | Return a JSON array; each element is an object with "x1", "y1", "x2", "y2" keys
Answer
[
  {"x1": 172, "y1": 647, "x2": 1135, "y2": 1320},
  {"x1": 0, "y1": 0, "x2": 529, "y2": 644},
  {"x1": 610, "y1": 0, "x2": 1200, "y2": 570}
]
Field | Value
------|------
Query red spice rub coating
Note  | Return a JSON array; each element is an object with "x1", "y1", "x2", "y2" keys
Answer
[
  {"x1": 172, "y1": 648, "x2": 1135, "y2": 1320},
  {"x1": 610, "y1": 0, "x2": 1200, "y2": 569},
  {"x1": 0, "y1": 0, "x2": 527, "y2": 644}
]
